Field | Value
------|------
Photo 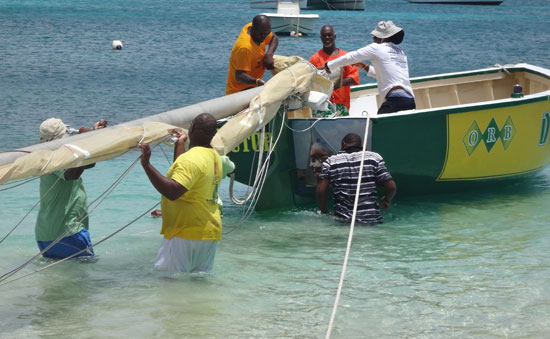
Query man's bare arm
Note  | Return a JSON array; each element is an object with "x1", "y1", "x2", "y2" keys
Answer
[{"x1": 316, "y1": 178, "x2": 330, "y2": 214}]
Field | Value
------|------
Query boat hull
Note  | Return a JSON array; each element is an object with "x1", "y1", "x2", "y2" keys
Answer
[
  {"x1": 306, "y1": 0, "x2": 364, "y2": 10},
  {"x1": 408, "y1": 0, "x2": 502, "y2": 4},
  {"x1": 262, "y1": 13, "x2": 319, "y2": 34},
  {"x1": 228, "y1": 65, "x2": 550, "y2": 210},
  {"x1": 251, "y1": 0, "x2": 307, "y2": 9},
  {"x1": 251, "y1": 0, "x2": 364, "y2": 10}
]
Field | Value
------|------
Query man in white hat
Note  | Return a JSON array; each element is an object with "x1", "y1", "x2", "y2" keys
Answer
[
  {"x1": 323, "y1": 21, "x2": 416, "y2": 114},
  {"x1": 35, "y1": 117, "x2": 106, "y2": 259}
]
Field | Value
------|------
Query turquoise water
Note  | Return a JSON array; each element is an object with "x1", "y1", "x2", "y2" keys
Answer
[{"x1": 1, "y1": 0, "x2": 550, "y2": 337}]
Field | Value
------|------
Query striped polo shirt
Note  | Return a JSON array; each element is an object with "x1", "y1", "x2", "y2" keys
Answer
[{"x1": 319, "y1": 150, "x2": 393, "y2": 224}]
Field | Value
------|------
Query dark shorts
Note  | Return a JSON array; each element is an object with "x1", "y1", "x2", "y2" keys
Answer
[
  {"x1": 378, "y1": 97, "x2": 416, "y2": 114},
  {"x1": 37, "y1": 228, "x2": 94, "y2": 259}
]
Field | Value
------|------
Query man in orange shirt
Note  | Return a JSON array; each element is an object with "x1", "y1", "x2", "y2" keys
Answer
[
  {"x1": 309, "y1": 25, "x2": 360, "y2": 117},
  {"x1": 226, "y1": 15, "x2": 279, "y2": 95}
]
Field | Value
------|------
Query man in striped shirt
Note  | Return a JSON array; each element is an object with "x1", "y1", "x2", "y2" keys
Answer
[{"x1": 316, "y1": 133, "x2": 396, "y2": 224}]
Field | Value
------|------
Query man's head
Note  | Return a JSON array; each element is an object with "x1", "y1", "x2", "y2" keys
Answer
[
  {"x1": 250, "y1": 15, "x2": 272, "y2": 45},
  {"x1": 341, "y1": 133, "x2": 362, "y2": 150},
  {"x1": 320, "y1": 25, "x2": 336, "y2": 49},
  {"x1": 189, "y1": 113, "x2": 218, "y2": 146},
  {"x1": 370, "y1": 20, "x2": 404, "y2": 44},
  {"x1": 40, "y1": 118, "x2": 68, "y2": 143}
]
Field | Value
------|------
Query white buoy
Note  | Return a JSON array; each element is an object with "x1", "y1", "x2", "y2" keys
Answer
[{"x1": 112, "y1": 40, "x2": 123, "y2": 50}]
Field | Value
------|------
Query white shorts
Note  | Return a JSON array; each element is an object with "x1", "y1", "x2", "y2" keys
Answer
[{"x1": 154, "y1": 237, "x2": 218, "y2": 273}]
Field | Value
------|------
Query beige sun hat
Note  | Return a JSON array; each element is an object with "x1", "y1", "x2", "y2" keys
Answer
[
  {"x1": 40, "y1": 118, "x2": 68, "y2": 143},
  {"x1": 370, "y1": 21, "x2": 403, "y2": 39}
]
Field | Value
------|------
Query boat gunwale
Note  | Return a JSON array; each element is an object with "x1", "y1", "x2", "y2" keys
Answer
[
  {"x1": 351, "y1": 64, "x2": 550, "y2": 94},
  {"x1": 341, "y1": 64, "x2": 550, "y2": 122},
  {"x1": 290, "y1": 92, "x2": 550, "y2": 124}
]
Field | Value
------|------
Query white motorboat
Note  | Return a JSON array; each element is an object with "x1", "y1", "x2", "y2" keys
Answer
[
  {"x1": 252, "y1": 0, "x2": 364, "y2": 11},
  {"x1": 261, "y1": 1, "x2": 319, "y2": 35},
  {"x1": 306, "y1": 0, "x2": 364, "y2": 10},
  {"x1": 408, "y1": 0, "x2": 502, "y2": 4}
]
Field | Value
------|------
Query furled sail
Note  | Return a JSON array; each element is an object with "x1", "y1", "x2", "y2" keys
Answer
[
  {"x1": 0, "y1": 55, "x2": 332, "y2": 184},
  {"x1": 0, "y1": 93, "x2": 262, "y2": 185},
  {"x1": 0, "y1": 122, "x2": 179, "y2": 184},
  {"x1": 211, "y1": 55, "x2": 333, "y2": 155}
]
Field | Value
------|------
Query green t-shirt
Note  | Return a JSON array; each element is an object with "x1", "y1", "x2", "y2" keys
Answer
[
  {"x1": 217, "y1": 155, "x2": 235, "y2": 213},
  {"x1": 35, "y1": 170, "x2": 89, "y2": 241}
]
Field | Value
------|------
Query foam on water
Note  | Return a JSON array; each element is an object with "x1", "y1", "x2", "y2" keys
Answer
[{"x1": 1, "y1": 0, "x2": 550, "y2": 337}]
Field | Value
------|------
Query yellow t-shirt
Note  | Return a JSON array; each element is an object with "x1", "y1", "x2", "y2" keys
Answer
[
  {"x1": 225, "y1": 22, "x2": 273, "y2": 95},
  {"x1": 161, "y1": 147, "x2": 223, "y2": 241}
]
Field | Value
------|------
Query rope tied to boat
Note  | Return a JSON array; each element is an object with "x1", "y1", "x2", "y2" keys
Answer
[
  {"x1": 225, "y1": 107, "x2": 287, "y2": 234},
  {"x1": 325, "y1": 112, "x2": 371, "y2": 339}
]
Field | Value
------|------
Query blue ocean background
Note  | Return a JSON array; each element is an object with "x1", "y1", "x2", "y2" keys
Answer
[{"x1": 1, "y1": 0, "x2": 550, "y2": 337}]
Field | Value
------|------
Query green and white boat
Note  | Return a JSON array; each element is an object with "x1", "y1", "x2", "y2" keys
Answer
[
  {"x1": 227, "y1": 63, "x2": 550, "y2": 210},
  {"x1": 1, "y1": 60, "x2": 549, "y2": 213}
]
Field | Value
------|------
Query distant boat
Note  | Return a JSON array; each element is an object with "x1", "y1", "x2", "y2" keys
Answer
[
  {"x1": 408, "y1": 0, "x2": 502, "y2": 4},
  {"x1": 261, "y1": 1, "x2": 319, "y2": 35},
  {"x1": 306, "y1": 0, "x2": 364, "y2": 10},
  {"x1": 251, "y1": 0, "x2": 307, "y2": 9},
  {"x1": 252, "y1": 0, "x2": 365, "y2": 10}
]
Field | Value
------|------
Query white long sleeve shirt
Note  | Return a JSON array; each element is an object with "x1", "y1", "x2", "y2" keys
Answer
[{"x1": 327, "y1": 42, "x2": 414, "y2": 100}]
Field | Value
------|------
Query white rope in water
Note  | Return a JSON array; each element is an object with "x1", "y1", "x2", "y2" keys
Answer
[
  {"x1": 0, "y1": 176, "x2": 62, "y2": 246},
  {"x1": 0, "y1": 155, "x2": 142, "y2": 282},
  {"x1": 0, "y1": 138, "x2": 170, "y2": 282},
  {"x1": 325, "y1": 113, "x2": 370, "y2": 339},
  {"x1": 0, "y1": 201, "x2": 160, "y2": 287},
  {"x1": 225, "y1": 109, "x2": 287, "y2": 233}
]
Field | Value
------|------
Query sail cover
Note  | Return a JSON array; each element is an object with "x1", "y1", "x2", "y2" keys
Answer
[
  {"x1": 0, "y1": 122, "x2": 178, "y2": 184},
  {"x1": 211, "y1": 55, "x2": 333, "y2": 155},
  {"x1": 0, "y1": 55, "x2": 332, "y2": 184}
]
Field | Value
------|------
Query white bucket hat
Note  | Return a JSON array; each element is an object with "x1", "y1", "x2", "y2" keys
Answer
[
  {"x1": 370, "y1": 21, "x2": 402, "y2": 39},
  {"x1": 40, "y1": 118, "x2": 68, "y2": 143}
]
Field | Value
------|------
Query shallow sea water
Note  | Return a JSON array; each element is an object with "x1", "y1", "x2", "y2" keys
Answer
[{"x1": 1, "y1": 0, "x2": 550, "y2": 338}]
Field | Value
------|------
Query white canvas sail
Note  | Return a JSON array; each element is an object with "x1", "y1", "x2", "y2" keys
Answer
[{"x1": 0, "y1": 55, "x2": 333, "y2": 184}]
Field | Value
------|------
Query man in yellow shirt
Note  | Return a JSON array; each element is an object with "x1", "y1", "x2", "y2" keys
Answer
[
  {"x1": 139, "y1": 113, "x2": 223, "y2": 273},
  {"x1": 225, "y1": 15, "x2": 279, "y2": 95}
]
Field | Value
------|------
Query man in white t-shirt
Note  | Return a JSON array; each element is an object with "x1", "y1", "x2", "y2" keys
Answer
[{"x1": 324, "y1": 21, "x2": 416, "y2": 114}]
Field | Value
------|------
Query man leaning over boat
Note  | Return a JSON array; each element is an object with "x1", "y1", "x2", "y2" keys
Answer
[
  {"x1": 225, "y1": 15, "x2": 279, "y2": 95},
  {"x1": 323, "y1": 21, "x2": 416, "y2": 114}
]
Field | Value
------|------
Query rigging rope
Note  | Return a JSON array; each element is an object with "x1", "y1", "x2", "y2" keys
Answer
[
  {"x1": 224, "y1": 108, "x2": 287, "y2": 234},
  {"x1": 0, "y1": 155, "x2": 141, "y2": 282},
  {"x1": 0, "y1": 201, "x2": 159, "y2": 287},
  {"x1": 325, "y1": 113, "x2": 371, "y2": 339},
  {"x1": 0, "y1": 176, "x2": 62, "y2": 246},
  {"x1": 0, "y1": 138, "x2": 170, "y2": 282},
  {"x1": 0, "y1": 176, "x2": 38, "y2": 192}
]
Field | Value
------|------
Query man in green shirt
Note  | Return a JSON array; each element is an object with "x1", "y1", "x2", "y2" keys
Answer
[{"x1": 35, "y1": 118, "x2": 106, "y2": 259}]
